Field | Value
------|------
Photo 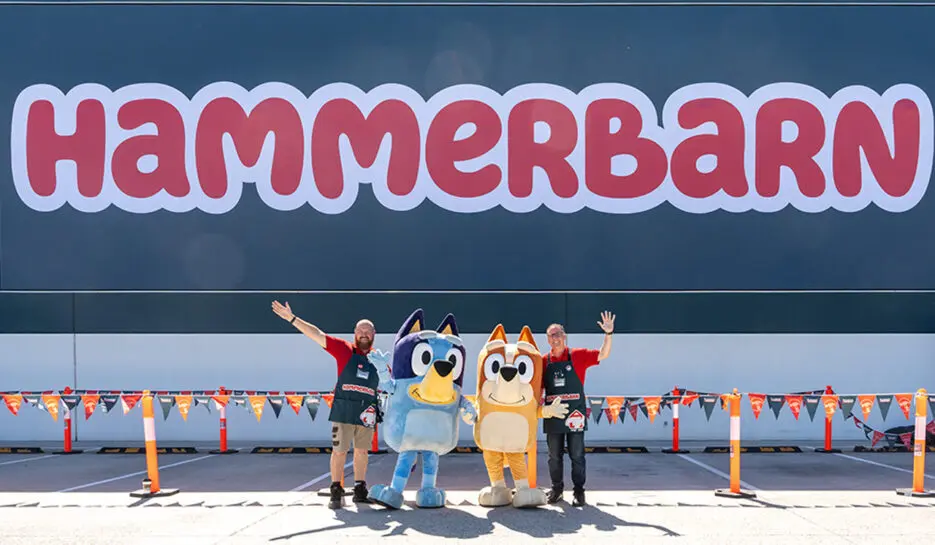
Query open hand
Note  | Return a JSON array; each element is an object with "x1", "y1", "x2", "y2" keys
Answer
[
  {"x1": 598, "y1": 310, "x2": 615, "y2": 334},
  {"x1": 272, "y1": 301, "x2": 294, "y2": 321},
  {"x1": 368, "y1": 348, "x2": 392, "y2": 370},
  {"x1": 542, "y1": 397, "x2": 569, "y2": 419}
]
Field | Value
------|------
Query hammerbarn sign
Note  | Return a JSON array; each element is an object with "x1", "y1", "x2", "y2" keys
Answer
[{"x1": 10, "y1": 81, "x2": 934, "y2": 215}]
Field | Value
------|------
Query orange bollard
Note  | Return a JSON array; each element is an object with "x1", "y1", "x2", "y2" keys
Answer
[
  {"x1": 816, "y1": 385, "x2": 841, "y2": 453},
  {"x1": 896, "y1": 388, "x2": 934, "y2": 497},
  {"x1": 663, "y1": 387, "x2": 689, "y2": 454},
  {"x1": 369, "y1": 421, "x2": 388, "y2": 454},
  {"x1": 53, "y1": 386, "x2": 83, "y2": 455},
  {"x1": 209, "y1": 387, "x2": 238, "y2": 455},
  {"x1": 130, "y1": 390, "x2": 179, "y2": 498},
  {"x1": 715, "y1": 389, "x2": 756, "y2": 499}
]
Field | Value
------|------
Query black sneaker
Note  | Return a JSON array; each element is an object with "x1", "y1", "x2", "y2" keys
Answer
[
  {"x1": 328, "y1": 482, "x2": 345, "y2": 509},
  {"x1": 352, "y1": 481, "x2": 370, "y2": 503},
  {"x1": 546, "y1": 488, "x2": 563, "y2": 504},
  {"x1": 572, "y1": 489, "x2": 586, "y2": 506}
]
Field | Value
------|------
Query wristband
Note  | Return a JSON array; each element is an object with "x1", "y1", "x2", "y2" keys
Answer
[{"x1": 290, "y1": 316, "x2": 297, "y2": 324}]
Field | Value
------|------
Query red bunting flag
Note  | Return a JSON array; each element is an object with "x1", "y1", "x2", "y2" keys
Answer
[
  {"x1": 821, "y1": 394, "x2": 839, "y2": 420},
  {"x1": 248, "y1": 394, "x2": 266, "y2": 422},
  {"x1": 871, "y1": 430, "x2": 884, "y2": 447},
  {"x1": 785, "y1": 395, "x2": 803, "y2": 420},
  {"x1": 895, "y1": 393, "x2": 913, "y2": 419},
  {"x1": 42, "y1": 393, "x2": 61, "y2": 421},
  {"x1": 899, "y1": 432, "x2": 913, "y2": 448},
  {"x1": 82, "y1": 393, "x2": 100, "y2": 420},
  {"x1": 605, "y1": 396, "x2": 625, "y2": 424},
  {"x1": 321, "y1": 394, "x2": 334, "y2": 409},
  {"x1": 286, "y1": 395, "x2": 304, "y2": 415},
  {"x1": 121, "y1": 393, "x2": 142, "y2": 414},
  {"x1": 681, "y1": 391, "x2": 699, "y2": 406},
  {"x1": 643, "y1": 396, "x2": 661, "y2": 423},
  {"x1": 747, "y1": 393, "x2": 766, "y2": 419},
  {"x1": 2, "y1": 393, "x2": 23, "y2": 416},
  {"x1": 858, "y1": 394, "x2": 875, "y2": 420},
  {"x1": 175, "y1": 394, "x2": 193, "y2": 421}
]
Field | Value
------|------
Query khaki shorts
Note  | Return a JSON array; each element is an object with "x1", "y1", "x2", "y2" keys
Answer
[{"x1": 331, "y1": 423, "x2": 374, "y2": 453}]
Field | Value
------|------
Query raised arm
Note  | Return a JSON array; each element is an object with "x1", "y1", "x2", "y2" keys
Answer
[
  {"x1": 596, "y1": 310, "x2": 615, "y2": 361},
  {"x1": 272, "y1": 300, "x2": 327, "y2": 348}
]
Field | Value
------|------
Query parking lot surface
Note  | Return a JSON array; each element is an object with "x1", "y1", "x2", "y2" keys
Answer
[{"x1": 1, "y1": 440, "x2": 934, "y2": 544}]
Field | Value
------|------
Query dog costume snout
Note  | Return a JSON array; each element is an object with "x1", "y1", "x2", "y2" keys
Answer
[
  {"x1": 499, "y1": 366, "x2": 518, "y2": 382},
  {"x1": 434, "y1": 359, "x2": 455, "y2": 378}
]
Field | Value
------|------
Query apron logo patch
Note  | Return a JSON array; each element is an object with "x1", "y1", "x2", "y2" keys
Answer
[
  {"x1": 565, "y1": 410, "x2": 585, "y2": 431},
  {"x1": 360, "y1": 405, "x2": 376, "y2": 427}
]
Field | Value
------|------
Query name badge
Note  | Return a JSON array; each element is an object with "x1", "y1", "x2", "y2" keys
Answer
[
  {"x1": 356, "y1": 368, "x2": 370, "y2": 380},
  {"x1": 554, "y1": 377, "x2": 566, "y2": 387}
]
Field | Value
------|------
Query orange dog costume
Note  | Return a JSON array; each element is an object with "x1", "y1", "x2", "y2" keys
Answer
[{"x1": 473, "y1": 324, "x2": 568, "y2": 508}]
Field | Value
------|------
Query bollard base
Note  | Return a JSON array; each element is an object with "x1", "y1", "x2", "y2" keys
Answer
[
  {"x1": 52, "y1": 449, "x2": 84, "y2": 455},
  {"x1": 130, "y1": 487, "x2": 180, "y2": 498},
  {"x1": 662, "y1": 448, "x2": 690, "y2": 454},
  {"x1": 896, "y1": 487, "x2": 935, "y2": 498},
  {"x1": 209, "y1": 448, "x2": 239, "y2": 454},
  {"x1": 715, "y1": 487, "x2": 757, "y2": 499},
  {"x1": 815, "y1": 447, "x2": 842, "y2": 453}
]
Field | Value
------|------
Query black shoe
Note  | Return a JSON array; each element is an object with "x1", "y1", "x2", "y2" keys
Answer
[
  {"x1": 352, "y1": 481, "x2": 371, "y2": 503},
  {"x1": 572, "y1": 489, "x2": 586, "y2": 506},
  {"x1": 328, "y1": 482, "x2": 345, "y2": 509},
  {"x1": 546, "y1": 488, "x2": 563, "y2": 504}
]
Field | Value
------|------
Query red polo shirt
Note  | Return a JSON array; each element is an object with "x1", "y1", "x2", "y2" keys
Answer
[
  {"x1": 542, "y1": 347, "x2": 600, "y2": 386},
  {"x1": 324, "y1": 334, "x2": 371, "y2": 374}
]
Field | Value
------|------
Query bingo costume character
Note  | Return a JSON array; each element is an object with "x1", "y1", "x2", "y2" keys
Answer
[{"x1": 367, "y1": 309, "x2": 477, "y2": 510}]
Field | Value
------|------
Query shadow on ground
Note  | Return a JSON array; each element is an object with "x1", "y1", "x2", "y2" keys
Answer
[{"x1": 269, "y1": 501, "x2": 679, "y2": 541}]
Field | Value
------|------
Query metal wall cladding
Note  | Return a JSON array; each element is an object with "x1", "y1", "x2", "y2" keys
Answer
[{"x1": 1, "y1": 1, "x2": 933, "y2": 290}]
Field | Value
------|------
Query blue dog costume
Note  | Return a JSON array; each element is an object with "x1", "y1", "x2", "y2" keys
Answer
[{"x1": 366, "y1": 309, "x2": 477, "y2": 509}]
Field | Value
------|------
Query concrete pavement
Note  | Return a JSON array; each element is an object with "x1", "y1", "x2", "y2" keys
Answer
[{"x1": 1, "y1": 441, "x2": 934, "y2": 543}]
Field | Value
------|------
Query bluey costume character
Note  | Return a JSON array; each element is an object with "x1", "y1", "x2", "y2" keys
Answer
[
  {"x1": 367, "y1": 309, "x2": 477, "y2": 509},
  {"x1": 473, "y1": 324, "x2": 569, "y2": 508}
]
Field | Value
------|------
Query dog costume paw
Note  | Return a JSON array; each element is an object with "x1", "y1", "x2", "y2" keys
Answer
[
  {"x1": 512, "y1": 486, "x2": 547, "y2": 508},
  {"x1": 416, "y1": 487, "x2": 446, "y2": 508},
  {"x1": 368, "y1": 484, "x2": 405, "y2": 510},
  {"x1": 478, "y1": 484, "x2": 512, "y2": 507}
]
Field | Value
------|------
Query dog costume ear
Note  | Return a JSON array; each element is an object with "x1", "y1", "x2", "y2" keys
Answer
[
  {"x1": 396, "y1": 308, "x2": 424, "y2": 343},
  {"x1": 517, "y1": 325, "x2": 537, "y2": 350},
  {"x1": 486, "y1": 323, "x2": 507, "y2": 344},
  {"x1": 436, "y1": 313, "x2": 459, "y2": 336}
]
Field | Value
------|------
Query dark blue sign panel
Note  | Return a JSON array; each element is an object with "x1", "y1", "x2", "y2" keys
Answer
[{"x1": 1, "y1": 2, "x2": 933, "y2": 290}]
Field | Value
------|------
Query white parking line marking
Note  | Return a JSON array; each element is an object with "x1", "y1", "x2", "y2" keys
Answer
[
  {"x1": 55, "y1": 454, "x2": 216, "y2": 492},
  {"x1": 676, "y1": 454, "x2": 761, "y2": 491},
  {"x1": 834, "y1": 453, "x2": 935, "y2": 479},
  {"x1": 0, "y1": 455, "x2": 58, "y2": 467},
  {"x1": 289, "y1": 461, "x2": 354, "y2": 492}
]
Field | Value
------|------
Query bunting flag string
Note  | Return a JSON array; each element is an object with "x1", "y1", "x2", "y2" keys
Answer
[{"x1": 0, "y1": 388, "x2": 930, "y2": 432}]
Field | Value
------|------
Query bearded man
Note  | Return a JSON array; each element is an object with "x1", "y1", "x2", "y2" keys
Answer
[{"x1": 272, "y1": 300, "x2": 381, "y2": 509}]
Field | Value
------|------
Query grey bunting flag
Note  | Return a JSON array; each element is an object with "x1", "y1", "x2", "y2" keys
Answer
[
  {"x1": 804, "y1": 395, "x2": 821, "y2": 421},
  {"x1": 700, "y1": 396, "x2": 717, "y2": 421},
  {"x1": 767, "y1": 395, "x2": 785, "y2": 419},
  {"x1": 157, "y1": 395, "x2": 175, "y2": 420},
  {"x1": 589, "y1": 397, "x2": 605, "y2": 424},
  {"x1": 839, "y1": 396, "x2": 857, "y2": 421},
  {"x1": 876, "y1": 395, "x2": 893, "y2": 421},
  {"x1": 305, "y1": 395, "x2": 321, "y2": 420}
]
